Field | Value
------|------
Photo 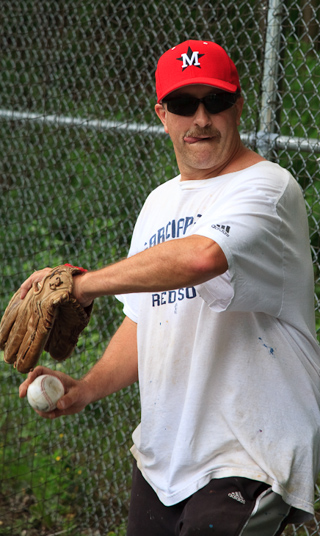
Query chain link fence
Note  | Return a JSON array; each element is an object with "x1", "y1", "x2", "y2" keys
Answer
[{"x1": 0, "y1": 0, "x2": 319, "y2": 534}]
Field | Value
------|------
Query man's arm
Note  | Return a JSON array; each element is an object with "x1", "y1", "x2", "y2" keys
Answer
[
  {"x1": 82, "y1": 315, "x2": 138, "y2": 399},
  {"x1": 19, "y1": 316, "x2": 138, "y2": 419},
  {"x1": 76, "y1": 235, "x2": 227, "y2": 306},
  {"x1": 19, "y1": 235, "x2": 227, "y2": 306}
]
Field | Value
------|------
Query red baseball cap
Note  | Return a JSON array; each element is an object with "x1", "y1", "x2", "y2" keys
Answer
[{"x1": 155, "y1": 40, "x2": 241, "y2": 103}]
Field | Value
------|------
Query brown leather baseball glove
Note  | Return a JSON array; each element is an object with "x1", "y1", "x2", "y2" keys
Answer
[{"x1": 0, "y1": 265, "x2": 93, "y2": 373}]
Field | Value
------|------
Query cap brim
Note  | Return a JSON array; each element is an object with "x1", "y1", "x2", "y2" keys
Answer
[{"x1": 158, "y1": 77, "x2": 239, "y2": 103}]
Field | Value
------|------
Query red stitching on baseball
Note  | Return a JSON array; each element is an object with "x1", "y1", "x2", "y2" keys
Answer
[{"x1": 40, "y1": 376, "x2": 54, "y2": 411}]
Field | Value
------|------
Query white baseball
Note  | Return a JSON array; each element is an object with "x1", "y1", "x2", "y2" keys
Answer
[{"x1": 27, "y1": 375, "x2": 64, "y2": 412}]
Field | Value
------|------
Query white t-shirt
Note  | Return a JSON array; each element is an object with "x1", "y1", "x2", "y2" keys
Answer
[{"x1": 117, "y1": 162, "x2": 320, "y2": 520}]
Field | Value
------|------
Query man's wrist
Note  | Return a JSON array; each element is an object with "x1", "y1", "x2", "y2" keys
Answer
[{"x1": 73, "y1": 271, "x2": 94, "y2": 308}]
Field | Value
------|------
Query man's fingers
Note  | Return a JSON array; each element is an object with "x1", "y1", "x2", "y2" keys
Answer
[
  {"x1": 19, "y1": 277, "x2": 33, "y2": 299},
  {"x1": 20, "y1": 268, "x2": 52, "y2": 300},
  {"x1": 20, "y1": 274, "x2": 37, "y2": 299},
  {"x1": 19, "y1": 366, "x2": 57, "y2": 398},
  {"x1": 36, "y1": 393, "x2": 80, "y2": 420},
  {"x1": 19, "y1": 368, "x2": 90, "y2": 419}
]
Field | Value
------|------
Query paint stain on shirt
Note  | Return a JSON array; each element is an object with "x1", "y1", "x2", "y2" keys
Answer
[{"x1": 258, "y1": 337, "x2": 275, "y2": 357}]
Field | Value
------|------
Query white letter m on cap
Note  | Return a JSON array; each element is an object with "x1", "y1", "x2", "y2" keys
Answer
[
  {"x1": 180, "y1": 51, "x2": 200, "y2": 69},
  {"x1": 177, "y1": 47, "x2": 204, "y2": 70}
]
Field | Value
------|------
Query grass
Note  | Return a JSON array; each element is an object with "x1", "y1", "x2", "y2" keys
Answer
[{"x1": 0, "y1": 356, "x2": 139, "y2": 535}]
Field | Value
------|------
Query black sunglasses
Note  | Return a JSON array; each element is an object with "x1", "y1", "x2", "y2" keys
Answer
[{"x1": 162, "y1": 92, "x2": 239, "y2": 117}]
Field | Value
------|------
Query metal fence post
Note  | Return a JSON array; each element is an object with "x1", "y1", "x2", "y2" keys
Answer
[{"x1": 258, "y1": 0, "x2": 283, "y2": 159}]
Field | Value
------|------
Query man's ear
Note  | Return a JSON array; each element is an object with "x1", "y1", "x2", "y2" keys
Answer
[
  {"x1": 235, "y1": 96, "x2": 244, "y2": 126},
  {"x1": 155, "y1": 103, "x2": 169, "y2": 133}
]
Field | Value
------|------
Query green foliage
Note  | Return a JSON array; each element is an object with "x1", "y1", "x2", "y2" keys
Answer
[
  {"x1": 277, "y1": 40, "x2": 320, "y2": 335},
  {"x1": 0, "y1": 361, "x2": 139, "y2": 534},
  {"x1": 280, "y1": 39, "x2": 320, "y2": 140}
]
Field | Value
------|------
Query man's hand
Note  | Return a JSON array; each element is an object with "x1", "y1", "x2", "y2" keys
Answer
[
  {"x1": 20, "y1": 267, "x2": 52, "y2": 299},
  {"x1": 20, "y1": 266, "x2": 92, "y2": 308},
  {"x1": 19, "y1": 366, "x2": 92, "y2": 419}
]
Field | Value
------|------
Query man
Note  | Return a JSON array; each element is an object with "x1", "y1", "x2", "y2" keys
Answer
[{"x1": 19, "y1": 40, "x2": 320, "y2": 535}]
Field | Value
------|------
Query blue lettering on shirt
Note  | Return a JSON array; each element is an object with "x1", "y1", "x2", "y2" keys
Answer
[
  {"x1": 147, "y1": 215, "x2": 202, "y2": 249},
  {"x1": 146, "y1": 216, "x2": 201, "y2": 308},
  {"x1": 152, "y1": 287, "x2": 197, "y2": 307}
]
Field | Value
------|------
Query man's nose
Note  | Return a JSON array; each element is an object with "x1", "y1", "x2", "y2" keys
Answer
[{"x1": 193, "y1": 103, "x2": 212, "y2": 127}]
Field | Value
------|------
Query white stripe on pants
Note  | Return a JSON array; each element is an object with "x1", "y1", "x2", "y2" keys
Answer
[{"x1": 240, "y1": 488, "x2": 292, "y2": 536}]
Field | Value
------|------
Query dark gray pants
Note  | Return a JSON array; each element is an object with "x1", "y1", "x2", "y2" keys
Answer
[{"x1": 127, "y1": 462, "x2": 295, "y2": 536}]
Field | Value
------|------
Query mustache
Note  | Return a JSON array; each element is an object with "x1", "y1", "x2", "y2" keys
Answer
[{"x1": 184, "y1": 127, "x2": 221, "y2": 138}]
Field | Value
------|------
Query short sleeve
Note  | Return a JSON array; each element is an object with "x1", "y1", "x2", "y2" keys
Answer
[
  {"x1": 116, "y1": 293, "x2": 140, "y2": 323},
  {"x1": 194, "y1": 168, "x2": 293, "y2": 315}
]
